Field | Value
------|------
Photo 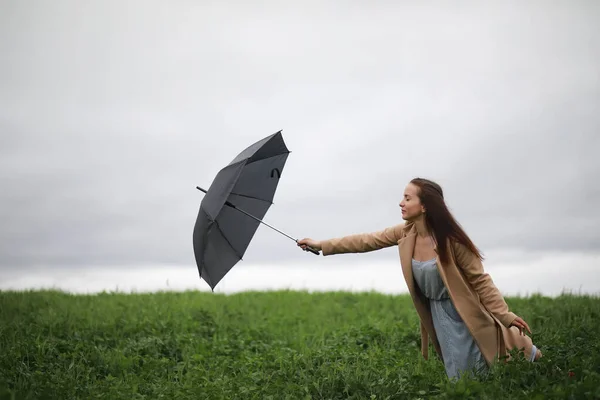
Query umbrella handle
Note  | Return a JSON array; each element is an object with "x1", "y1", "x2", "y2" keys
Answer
[{"x1": 303, "y1": 246, "x2": 320, "y2": 256}]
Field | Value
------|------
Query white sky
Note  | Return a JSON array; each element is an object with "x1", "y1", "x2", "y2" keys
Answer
[{"x1": 1, "y1": 0, "x2": 599, "y2": 295}]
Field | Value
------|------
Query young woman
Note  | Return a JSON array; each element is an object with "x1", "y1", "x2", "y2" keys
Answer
[{"x1": 298, "y1": 177, "x2": 542, "y2": 380}]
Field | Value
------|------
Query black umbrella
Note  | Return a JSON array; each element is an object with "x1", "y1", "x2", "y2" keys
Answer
[{"x1": 193, "y1": 130, "x2": 319, "y2": 290}]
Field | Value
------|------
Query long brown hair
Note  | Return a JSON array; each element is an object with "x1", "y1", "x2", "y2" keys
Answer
[{"x1": 410, "y1": 178, "x2": 483, "y2": 264}]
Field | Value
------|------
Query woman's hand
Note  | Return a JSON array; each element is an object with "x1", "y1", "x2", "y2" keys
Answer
[
  {"x1": 509, "y1": 316, "x2": 532, "y2": 336},
  {"x1": 297, "y1": 238, "x2": 322, "y2": 251}
]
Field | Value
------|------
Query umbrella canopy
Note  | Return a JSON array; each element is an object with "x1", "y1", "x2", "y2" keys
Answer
[{"x1": 193, "y1": 130, "x2": 293, "y2": 290}]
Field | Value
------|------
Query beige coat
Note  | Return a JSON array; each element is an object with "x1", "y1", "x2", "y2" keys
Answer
[{"x1": 320, "y1": 221, "x2": 535, "y2": 365}]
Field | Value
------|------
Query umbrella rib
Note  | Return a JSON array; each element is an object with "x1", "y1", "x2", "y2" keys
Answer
[
  {"x1": 230, "y1": 192, "x2": 274, "y2": 205},
  {"x1": 213, "y1": 220, "x2": 244, "y2": 261}
]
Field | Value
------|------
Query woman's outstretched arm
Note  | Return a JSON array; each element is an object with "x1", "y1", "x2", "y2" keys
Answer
[{"x1": 298, "y1": 223, "x2": 405, "y2": 256}]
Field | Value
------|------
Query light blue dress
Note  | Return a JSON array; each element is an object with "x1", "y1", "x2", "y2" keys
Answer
[{"x1": 412, "y1": 258, "x2": 488, "y2": 379}]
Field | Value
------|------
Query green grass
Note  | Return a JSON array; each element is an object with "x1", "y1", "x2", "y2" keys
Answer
[{"x1": 1, "y1": 290, "x2": 599, "y2": 399}]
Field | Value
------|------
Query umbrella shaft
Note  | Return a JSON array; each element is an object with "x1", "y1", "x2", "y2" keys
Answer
[
  {"x1": 231, "y1": 204, "x2": 298, "y2": 243},
  {"x1": 196, "y1": 186, "x2": 297, "y2": 243}
]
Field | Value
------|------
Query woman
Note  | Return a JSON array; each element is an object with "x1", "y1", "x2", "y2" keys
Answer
[{"x1": 298, "y1": 177, "x2": 542, "y2": 380}]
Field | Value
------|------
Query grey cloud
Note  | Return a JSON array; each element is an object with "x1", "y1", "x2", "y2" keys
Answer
[{"x1": 1, "y1": 0, "x2": 599, "y2": 270}]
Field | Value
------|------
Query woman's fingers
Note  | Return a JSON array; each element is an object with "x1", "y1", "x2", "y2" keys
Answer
[
  {"x1": 522, "y1": 319, "x2": 532, "y2": 335},
  {"x1": 297, "y1": 238, "x2": 322, "y2": 251},
  {"x1": 297, "y1": 239, "x2": 310, "y2": 251},
  {"x1": 512, "y1": 317, "x2": 533, "y2": 336}
]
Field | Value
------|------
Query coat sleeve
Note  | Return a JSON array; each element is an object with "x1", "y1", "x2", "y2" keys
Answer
[
  {"x1": 320, "y1": 223, "x2": 405, "y2": 256},
  {"x1": 452, "y1": 241, "x2": 518, "y2": 328}
]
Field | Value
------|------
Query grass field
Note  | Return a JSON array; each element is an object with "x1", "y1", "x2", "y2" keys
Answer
[{"x1": 1, "y1": 290, "x2": 599, "y2": 399}]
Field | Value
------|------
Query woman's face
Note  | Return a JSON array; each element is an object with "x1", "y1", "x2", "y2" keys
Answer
[{"x1": 399, "y1": 183, "x2": 425, "y2": 221}]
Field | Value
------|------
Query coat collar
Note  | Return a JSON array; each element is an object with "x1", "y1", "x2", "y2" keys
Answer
[
  {"x1": 398, "y1": 224, "x2": 417, "y2": 294},
  {"x1": 399, "y1": 239, "x2": 414, "y2": 294},
  {"x1": 400, "y1": 222, "x2": 438, "y2": 251}
]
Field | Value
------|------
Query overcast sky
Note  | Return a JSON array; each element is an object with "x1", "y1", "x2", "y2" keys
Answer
[{"x1": 1, "y1": 1, "x2": 599, "y2": 294}]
